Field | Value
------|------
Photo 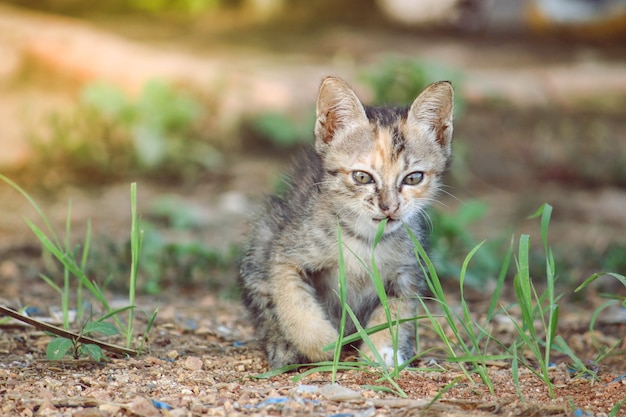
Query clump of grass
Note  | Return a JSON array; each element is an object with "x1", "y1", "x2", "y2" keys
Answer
[
  {"x1": 27, "y1": 80, "x2": 220, "y2": 186},
  {"x1": 256, "y1": 203, "x2": 619, "y2": 408},
  {"x1": 428, "y1": 200, "x2": 503, "y2": 287},
  {"x1": 0, "y1": 175, "x2": 157, "y2": 359},
  {"x1": 246, "y1": 111, "x2": 315, "y2": 149},
  {"x1": 575, "y1": 271, "x2": 626, "y2": 363},
  {"x1": 360, "y1": 55, "x2": 464, "y2": 114}
]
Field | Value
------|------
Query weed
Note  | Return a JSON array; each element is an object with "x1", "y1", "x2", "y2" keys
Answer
[
  {"x1": 248, "y1": 111, "x2": 315, "y2": 149},
  {"x1": 47, "y1": 320, "x2": 119, "y2": 361},
  {"x1": 428, "y1": 200, "x2": 503, "y2": 287},
  {"x1": 360, "y1": 55, "x2": 464, "y2": 114},
  {"x1": 125, "y1": 0, "x2": 222, "y2": 14},
  {"x1": 575, "y1": 271, "x2": 626, "y2": 362},
  {"x1": 0, "y1": 176, "x2": 157, "y2": 357},
  {"x1": 254, "y1": 202, "x2": 620, "y2": 406},
  {"x1": 411, "y1": 233, "x2": 500, "y2": 394},
  {"x1": 28, "y1": 80, "x2": 220, "y2": 186}
]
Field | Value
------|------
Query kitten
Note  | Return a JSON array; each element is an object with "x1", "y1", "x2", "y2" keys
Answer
[{"x1": 239, "y1": 76, "x2": 454, "y2": 368}]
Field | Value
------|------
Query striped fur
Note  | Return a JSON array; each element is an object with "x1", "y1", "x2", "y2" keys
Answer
[{"x1": 240, "y1": 76, "x2": 454, "y2": 368}]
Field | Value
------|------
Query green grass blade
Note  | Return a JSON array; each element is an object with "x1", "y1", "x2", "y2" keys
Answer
[
  {"x1": 0, "y1": 174, "x2": 62, "y2": 248},
  {"x1": 38, "y1": 273, "x2": 62, "y2": 294},
  {"x1": 510, "y1": 343, "x2": 525, "y2": 405},
  {"x1": 138, "y1": 307, "x2": 159, "y2": 355},
  {"x1": 127, "y1": 182, "x2": 142, "y2": 348},
  {"x1": 333, "y1": 222, "x2": 348, "y2": 383},
  {"x1": 62, "y1": 200, "x2": 72, "y2": 329},
  {"x1": 486, "y1": 236, "x2": 513, "y2": 322},
  {"x1": 459, "y1": 241, "x2": 486, "y2": 347},
  {"x1": 576, "y1": 272, "x2": 626, "y2": 293},
  {"x1": 77, "y1": 219, "x2": 92, "y2": 320},
  {"x1": 426, "y1": 376, "x2": 463, "y2": 409},
  {"x1": 324, "y1": 317, "x2": 428, "y2": 351},
  {"x1": 553, "y1": 336, "x2": 594, "y2": 378},
  {"x1": 609, "y1": 397, "x2": 626, "y2": 417}
]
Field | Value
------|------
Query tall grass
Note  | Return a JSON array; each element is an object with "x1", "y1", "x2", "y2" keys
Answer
[
  {"x1": 254, "y1": 203, "x2": 618, "y2": 407},
  {"x1": 0, "y1": 176, "x2": 156, "y2": 357}
]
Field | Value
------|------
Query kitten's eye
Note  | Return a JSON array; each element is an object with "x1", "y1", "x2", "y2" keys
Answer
[
  {"x1": 402, "y1": 171, "x2": 424, "y2": 186},
  {"x1": 352, "y1": 171, "x2": 373, "y2": 185}
]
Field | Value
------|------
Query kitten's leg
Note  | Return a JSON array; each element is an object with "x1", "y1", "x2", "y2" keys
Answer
[
  {"x1": 359, "y1": 298, "x2": 415, "y2": 368},
  {"x1": 257, "y1": 319, "x2": 307, "y2": 368},
  {"x1": 270, "y1": 262, "x2": 338, "y2": 363}
]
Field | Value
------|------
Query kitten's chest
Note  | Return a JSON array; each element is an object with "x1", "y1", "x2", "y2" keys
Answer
[{"x1": 313, "y1": 234, "x2": 408, "y2": 295}]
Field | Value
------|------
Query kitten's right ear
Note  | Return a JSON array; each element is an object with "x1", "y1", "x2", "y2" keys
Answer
[
  {"x1": 315, "y1": 76, "x2": 368, "y2": 145},
  {"x1": 407, "y1": 81, "x2": 454, "y2": 157}
]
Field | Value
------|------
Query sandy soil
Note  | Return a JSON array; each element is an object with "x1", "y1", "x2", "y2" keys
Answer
[{"x1": 0, "y1": 4, "x2": 625, "y2": 417}]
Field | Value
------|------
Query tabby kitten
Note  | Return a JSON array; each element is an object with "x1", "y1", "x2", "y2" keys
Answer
[{"x1": 240, "y1": 76, "x2": 454, "y2": 368}]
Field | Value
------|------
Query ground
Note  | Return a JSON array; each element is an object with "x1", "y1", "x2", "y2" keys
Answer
[{"x1": 0, "y1": 3, "x2": 625, "y2": 416}]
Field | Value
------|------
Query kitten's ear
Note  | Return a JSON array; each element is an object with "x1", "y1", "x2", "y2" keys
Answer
[
  {"x1": 407, "y1": 81, "x2": 454, "y2": 154},
  {"x1": 315, "y1": 76, "x2": 368, "y2": 145}
]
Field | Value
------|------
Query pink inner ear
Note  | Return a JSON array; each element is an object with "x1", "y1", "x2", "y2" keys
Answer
[
  {"x1": 321, "y1": 111, "x2": 338, "y2": 144},
  {"x1": 436, "y1": 122, "x2": 451, "y2": 148}
]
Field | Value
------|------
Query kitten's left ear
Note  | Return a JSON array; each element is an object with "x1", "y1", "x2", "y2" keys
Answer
[{"x1": 407, "y1": 81, "x2": 454, "y2": 155}]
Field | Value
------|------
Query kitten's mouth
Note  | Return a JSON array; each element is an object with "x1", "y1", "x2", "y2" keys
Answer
[{"x1": 373, "y1": 217, "x2": 398, "y2": 224}]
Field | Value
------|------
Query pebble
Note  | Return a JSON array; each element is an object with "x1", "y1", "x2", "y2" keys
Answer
[
  {"x1": 319, "y1": 384, "x2": 361, "y2": 401},
  {"x1": 99, "y1": 404, "x2": 122, "y2": 414},
  {"x1": 183, "y1": 356, "x2": 203, "y2": 371},
  {"x1": 129, "y1": 396, "x2": 160, "y2": 417}
]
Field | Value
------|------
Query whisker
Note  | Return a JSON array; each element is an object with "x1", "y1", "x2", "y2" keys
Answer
[{"x1": 438, "y1": 186, "x2": 463, "y2": 205}]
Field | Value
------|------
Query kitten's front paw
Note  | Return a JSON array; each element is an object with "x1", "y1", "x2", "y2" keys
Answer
[{"x1": 291, "y1": 320, "x2": 338, "y2": 363}]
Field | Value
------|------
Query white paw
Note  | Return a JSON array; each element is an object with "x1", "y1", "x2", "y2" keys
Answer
[{"x1": 378, "y1": 347, "x2": 406, "y2": 368}]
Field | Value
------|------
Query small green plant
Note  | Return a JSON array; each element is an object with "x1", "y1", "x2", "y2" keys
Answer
[
  {"x1": 126, "y1": 0, "x2": 221, "y2": 14},
  {"x1": 47, "y1": 321, "x2": 119, "y2": 361},
  {"x1": 575, "y1": 271, "x2": 626, "y2": 361},
  {"x1": 29, "y1": 80, "x2": 219, "y2": 185},
  {"x1": 360, "y1": 55, "x2": 464, "y2": 114},
  {"x1": 248, "y1": 111, "x2": 315, "y2": 148},
  {"x1": 411, "y1": 233, "x2": 503, "y2": 394},
  {"x1": 135, "y1": 195, "x2": 240, "y2": 295},
  {"x1": 0, "y1": 176, "x2": 157, "y2": 358},
  {"x1": 428, "y1": 201, "x2": 503, "y2": 286}
]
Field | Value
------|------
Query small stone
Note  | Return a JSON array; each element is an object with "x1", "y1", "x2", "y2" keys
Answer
[
  {"x1": 295, "y1": 385, "x2": 319, "y2": 394},
  {"x1": 35, "y1": 401, "x2": 56, "y2": 416},
  {"x1": 183, "y1": 356, "x2": 203, "y2": 371},
  {"x1": 167, "y1": 350, "x2": 179, "y2": 360},
  {"x1": 99, "y1": 404, "x2": 121, "y2": 415},
  {"x1": 128, "y1": 396, "x2": 160, "y2": 417},
  {"x1": 319, "y1": 383, "x2": 361, "y2": 401}
]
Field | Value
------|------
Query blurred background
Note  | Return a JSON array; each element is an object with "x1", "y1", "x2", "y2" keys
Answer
[{"x1": 0, "y1": 0, "x2": 625, "y2": 300}]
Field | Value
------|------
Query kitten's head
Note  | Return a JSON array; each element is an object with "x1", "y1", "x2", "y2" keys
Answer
[{"x1": 314, "y1": 76, "x2": 454, "y2": 238}]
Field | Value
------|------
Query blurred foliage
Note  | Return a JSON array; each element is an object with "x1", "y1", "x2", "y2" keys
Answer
[
  {"x1": 29, "y1": 80, "x2": 221, "y2": 186},
  {"x1": 360, "y1": 55, "x2": 464, "y2": 115},
  {"x1": 247, "y1": 111, "x2": 315, "y2": 149},
  {"x1": 78, "y1": 195, "x2": 240, "y2": 298},
  {"x1": 14, "y1": 0, "x2": 228, "y2": 15},
  {"x1": 140, "y1": 194, "x2": 240, "y2": 297},
  {"x1": 428, "y1": 201, "x2": 504, "y2": 287},
  {"x1": 127, "y1": 0, "x2": 222, "y2": 14},
  {"x1": 138, "y1": 222, "x2": 239, "y2": 297}
]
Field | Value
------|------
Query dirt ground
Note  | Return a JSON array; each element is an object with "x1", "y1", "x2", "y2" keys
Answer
[{"x1": 0, "y1": 3, "x2": 625, "y2": 416}]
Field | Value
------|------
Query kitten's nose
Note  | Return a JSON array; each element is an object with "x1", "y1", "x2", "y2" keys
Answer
[{"x1": 379, "y1": 201, "x2": 400, "y2": 218}]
